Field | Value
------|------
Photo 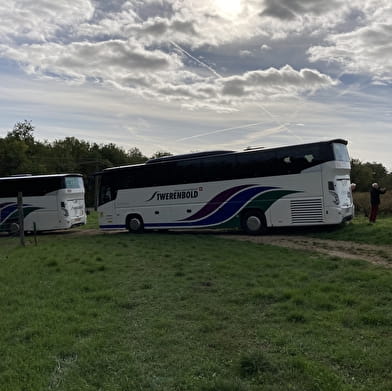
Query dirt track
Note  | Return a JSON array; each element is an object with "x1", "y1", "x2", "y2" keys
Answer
[
  {"x1": 219, "y1": 234, "x2": 392, "y2": 268},
  {"x1": 67, "y1": 228, "x2": 392, "y2": 268}
]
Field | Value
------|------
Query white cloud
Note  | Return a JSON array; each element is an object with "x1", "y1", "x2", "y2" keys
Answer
[
  {"x1": 0, "y1": 39, "x2": 181, "y2": 82},
  {"x1": 219, "y1": 66, "x2": 337, "y2": 98},
  {"x1": 0, "y1": 0, "x2": 390, "y2": 116},
  {"x1": 309, "y1": 22, "x2": 392, "y2": 83},
  {"x1": 260, "y1": 0, "x2": 341, "y2": 20},
  {"x1": 0, "y1": 0, "x2": 94, "y2": 42},
  {"x1": 239, "y1": 50, "x2": 253, "y2": 57}
]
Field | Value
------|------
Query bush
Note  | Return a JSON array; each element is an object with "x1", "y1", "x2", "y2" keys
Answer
[{"x1": 353, "y1": 191, "x2": 392, "y2": 216}]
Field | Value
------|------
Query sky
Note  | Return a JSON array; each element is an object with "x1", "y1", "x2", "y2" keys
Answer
[{"x1": 0, "y1": 0, "x2": 391, "y2": 170}]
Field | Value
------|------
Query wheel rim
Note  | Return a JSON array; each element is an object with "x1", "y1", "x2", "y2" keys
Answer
[
  {"x1": 129, "y1": 218, "x2": 141, "y2": 231},
  {"x1": 246, "y1": 215, "x2": 262, "y2": 232}
]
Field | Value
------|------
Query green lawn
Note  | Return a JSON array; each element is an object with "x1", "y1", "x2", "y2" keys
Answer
[
  {"x1": 304, "y1": 215, "x2": 392, "y2": 246},
  {"x1": 1, "y1": 229, "x2": 392, "y2": 390}
]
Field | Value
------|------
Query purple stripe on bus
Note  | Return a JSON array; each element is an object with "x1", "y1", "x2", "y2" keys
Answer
[
  {"x1": 181, "y1": 184, "x2": 254, "y2": 221},
  {"x1": 145, "y1": 186, "x2": 279, "y2": 228}
]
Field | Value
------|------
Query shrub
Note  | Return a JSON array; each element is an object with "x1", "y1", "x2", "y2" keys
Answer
[{"x1": 353, "y1": 191, "x2": 392, "y2": 216}]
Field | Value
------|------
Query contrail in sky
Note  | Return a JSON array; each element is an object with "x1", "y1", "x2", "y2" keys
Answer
[
  {"x1": 169, "y1": 41, "x2": 222, "y2": 79},
  {"x1": 176, "y1": 120, "x2": 269, "y2": 142},
  {"x1": 256, "y1": 103, "x2": 304, "y2": 142},
  {"x1": 132, "y1": 8, "x2": 303, "y2": 145},
  {"x1": 132, "y1": 11, "x2": 222, "y2": 79}
]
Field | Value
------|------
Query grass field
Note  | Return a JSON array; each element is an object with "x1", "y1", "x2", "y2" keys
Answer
[
  {"x1": 1, "y1": 217, "x2": 392, "y2": 390},
  {"x1": 303, "y1": 215, "x2": 392, "y2": 245}
]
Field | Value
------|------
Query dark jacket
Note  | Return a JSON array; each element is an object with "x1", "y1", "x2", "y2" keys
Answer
[{"x1": 370, "y1": 187, "x2": 386, "y2": 206}]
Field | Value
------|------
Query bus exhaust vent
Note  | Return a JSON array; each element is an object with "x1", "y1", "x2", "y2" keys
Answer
[{"x1": 290, "y1": 198, "x2": 324, "y2": 224}]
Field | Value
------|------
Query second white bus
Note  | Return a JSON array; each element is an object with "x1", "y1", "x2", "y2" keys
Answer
[{"x1": 0, "y1": 174, "x2": 87, "y2": 234}]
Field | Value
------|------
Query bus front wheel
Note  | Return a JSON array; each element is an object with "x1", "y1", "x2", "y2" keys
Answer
[
  {"x1": 126, "y1": 215, "x2": 144, "y2": 233},
  {"x1": 241, "y1": 209, "x2": 267, "y2": 235}
]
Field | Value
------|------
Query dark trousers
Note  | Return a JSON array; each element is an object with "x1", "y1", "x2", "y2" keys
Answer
[{"x1": 369, "y1": 204, "x2": 379, "y2": 222}]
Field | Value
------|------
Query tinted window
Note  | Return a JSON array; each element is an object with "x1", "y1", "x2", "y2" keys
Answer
[
  {"x1": 333, "y1": 143, "x2": 350, "y2": 162},
  {"x1": 65, "y1": 176, "x2": 84, "y2": 189},
  {"x1": 99, "y1": 141, "x2": 336, "y2": 192},
  {"x1": 175, "y1": 159, "x2": 201, "y2": 184},
  {"x1": 0, "y1": 177, "x2": 63, "y2": 197},
  {"x1": 201, "y1": 155, "x2": 235, "y2": 182},
  {"x1": 235, "y1": 151, "x2": 275, "y2": 178},
  {"x1": 276, "y1": 145, "x2": 318, "y2": 173}
]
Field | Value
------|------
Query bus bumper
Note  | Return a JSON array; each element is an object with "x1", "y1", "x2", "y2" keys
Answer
[{"x1": 326, "y1": 206, "x2": 354, "y2": 224}]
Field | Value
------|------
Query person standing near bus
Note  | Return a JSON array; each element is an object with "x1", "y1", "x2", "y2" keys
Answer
[{"x1": 369, "y1": 183, "x2": 386, "y2": 223}]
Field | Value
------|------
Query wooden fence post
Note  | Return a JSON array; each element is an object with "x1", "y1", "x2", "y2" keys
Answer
[{"x1": 33, "y1": 222, "x2": 38, "y2": 246}]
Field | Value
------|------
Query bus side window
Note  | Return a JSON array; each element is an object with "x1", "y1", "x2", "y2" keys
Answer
[
  {"x1": 100, "y1": 185, "x2": 111, "y2": 204},
  {"x1": 236, "y1": 152, "x2": 256, "y2": 178},
  {"x1": 176, "y1": 160, "x2": 201, "y2": 184}
]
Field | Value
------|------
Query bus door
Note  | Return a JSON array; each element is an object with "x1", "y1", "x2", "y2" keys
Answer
[{"x1": 98, "y1": 182, "x2": 116, "y2": 227}]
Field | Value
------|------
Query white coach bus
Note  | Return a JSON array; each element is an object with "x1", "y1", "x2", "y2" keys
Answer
[
  {"x1": 0, "y1": 174, "x2": 86, "y2": 234},
  {"x1": 96, "y1": 139, "x2": 354, "y2": 234}
]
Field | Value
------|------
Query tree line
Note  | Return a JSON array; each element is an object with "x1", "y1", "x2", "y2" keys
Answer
[
  {"x1": 0, "y1": 121, "x2": 171, "y2": 179},
  {"x1": 1, "y1": 120, "x2": 391, "y2": 194},
  {"x1": 350, "y1": 159, "x2": 392, "y2": 191}
]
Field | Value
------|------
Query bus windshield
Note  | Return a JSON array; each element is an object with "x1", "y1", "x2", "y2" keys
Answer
[
  {"x1": 64, "y1": 176, "x2": 84, "y2": 189},
  {"x1": 333, "y1": 143, "x2": 350, "y2": 162}
]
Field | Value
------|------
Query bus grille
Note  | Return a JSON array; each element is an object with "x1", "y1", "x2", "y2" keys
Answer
[{"x1": 290, "y1": 198, "x2": 324, "y2": 224}]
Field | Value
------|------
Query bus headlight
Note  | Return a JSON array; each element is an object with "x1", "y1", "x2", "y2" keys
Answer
[{"x1": 330, "y1": 191, "x2": 339, "y2": 205}]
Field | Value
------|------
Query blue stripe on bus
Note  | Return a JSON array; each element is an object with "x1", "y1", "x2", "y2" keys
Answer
[
  {"x1": 144, "y1": 186, "x2": 276, "y2": 228},
  {"x1": 0, "y1": 203, "x2": 17, "y2": 220},
  {"x1": 0, "y1": 202, "x2": 14, "y2": 209},
  {"x1": 99, "y1": 224, "x2": 126, "y2": 229},
  {"x1": 0, "y1": 203, "x2": 42, "y2": 231}
]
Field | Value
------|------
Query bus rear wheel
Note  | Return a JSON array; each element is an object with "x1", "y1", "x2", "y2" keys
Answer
[
  {"x1": 126, "y1": 215, "x2": 144, "y2": 233},
  {"x1": 241, "y1": 209, "x2": 267, "y2": 235}
]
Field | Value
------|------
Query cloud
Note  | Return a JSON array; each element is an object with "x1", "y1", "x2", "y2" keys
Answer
[
  {"x1": 137, "y1": 17, "x2": 198, "y2": 37},
  {"x1": 0, "y1": 0, "x2": 94, "y2": 42},
  {"x1": 0, "y1": 39, "x2": 181, "y2": 83},
  {"x1": 308, "y1": 2, "x2": 392, "y2": 83},
  {"x1": 0, "y1": 0, "x2": 387, "y2": 114},
  {"x1": 260, "y1": 0, "x2": 341, "y2": 20},
  {"x1": 220, "y1": 65, "x2": 337, "y2": 97},
  {"x1": 260, "y1": 44, "x2": 271, "y2": 51},
  {"x1": 239, "y1": 50, "x2": 253, "y2": 57},
  {"x1": 147, "y1": 65, "x2": 337, "y2": 111}
]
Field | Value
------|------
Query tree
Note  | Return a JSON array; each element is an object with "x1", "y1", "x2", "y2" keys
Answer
[
  {"x1": 6, "y1": 120, "x2": 35, "y2": 144},
  {"x1": 350, "y1": 159, "x2": 374, "y2": 191},
  {"x1": 100, "y1": 143, "x2": 130, "y2": 167},
  {"x1": 0, "y1": 138, "x2": 29, "y2": 176},
  {"x1": 364, "y1": 162, "x2": 387, "y2": 184},
  {"x1": 350, "y1": 159, "x2": 390, "y2": 191},
  {"x1": 150, "y1": 151, "x2": 173, "y2": 159},
  {"x1": 127, "y1": 147, "x2": 147, "y2": 164}
]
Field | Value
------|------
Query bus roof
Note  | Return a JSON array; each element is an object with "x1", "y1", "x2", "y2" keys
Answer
[
  {"x1": 99, "y1": 139, "x2": 348, "y2": 174},
  {"x1": 146, "y1": 150, "x2": 235, "y2": 164},
  {"x1": 0, "y1": 173, "x2": 83, "y2": 181}
]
